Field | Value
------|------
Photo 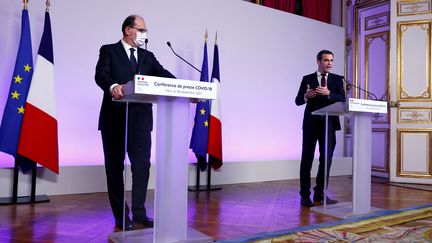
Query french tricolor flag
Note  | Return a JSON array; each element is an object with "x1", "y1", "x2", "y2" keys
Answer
[
  {"x1": 18, "y1": 11, "x2": 59, "y2": 174},
  {"x1": 208, "y1": 37, "x2": 222, "y2": 170}
]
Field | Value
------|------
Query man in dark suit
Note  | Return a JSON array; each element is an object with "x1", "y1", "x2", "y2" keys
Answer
[
  {"x1": 295, "y1": 50, "x2": 345, "y2": 207},
  {"x1": 95, "y1": 15, "x2": 175, "y2": 230}
]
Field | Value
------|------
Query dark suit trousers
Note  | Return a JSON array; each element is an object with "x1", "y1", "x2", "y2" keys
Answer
[
  {"x1": 299, "y1": 118, "x2": 336, "y2": 198},
  {"x1": 101, "y1": 128, "x2": 151, "y2": 221}
]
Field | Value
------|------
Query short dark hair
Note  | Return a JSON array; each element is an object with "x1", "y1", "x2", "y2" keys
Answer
[
  {"x1": 317, "y1": 50, "x2": 334, "y2": 61},
  {"x1": 122, "y1": 15, "x2": 137, "y2": 35}
]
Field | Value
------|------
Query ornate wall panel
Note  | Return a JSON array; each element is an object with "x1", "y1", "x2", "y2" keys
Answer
[
  {"x1": 397, "y1": 20, "x2": 431, "y2": 101},
  {"x1": 365, "y1": 12, "x2": 390, "y2": 30},
  {"x1": 372, "y1": 128, "x2": 390, "y2": 172},
  {"x1": 397, "y1": 0, "x2": 432, "y2": 16},
  {"x1": 397, "y1": 129, "x2": 432, "y2": 177},
  {"x1": 365, "y1": 31, "x2": 390, "y2": 123},
  {"x1": 398, "y1": 107, "x2": 432, "y2": 123}
]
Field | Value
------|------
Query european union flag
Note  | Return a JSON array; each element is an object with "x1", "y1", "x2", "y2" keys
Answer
[
  {"x1": 190, "y1": 38, "x2": 210, "y2": 171},
  {"x1": 0, "y1": 9, "x2": 34, "y2": 171}
]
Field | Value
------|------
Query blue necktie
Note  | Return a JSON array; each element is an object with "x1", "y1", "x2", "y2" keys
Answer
[{"x1": 130, "y1": 48, "x2": 137, "y2": 73}]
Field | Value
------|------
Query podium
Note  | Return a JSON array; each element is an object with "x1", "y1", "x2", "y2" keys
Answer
[
  {"x1": 311, "y1": 99, "x2": 387, "y2": 218},
  {"x1": 109, "y1": 75, "x2": 216, "y2": 243}
]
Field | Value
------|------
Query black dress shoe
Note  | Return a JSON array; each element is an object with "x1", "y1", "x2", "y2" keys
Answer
[
  {"x1": 115, "y1": 217, "x2": 134, "y2": 231},
  {"x1": 300, "y1": 197, "x2": 315, "y2": 207},
  {"x1": 133, "y1": 216, "x2": 154, "y2": 228},
  {"x1": 313, "y1": 195, "x2": 338, "y2": 205}
]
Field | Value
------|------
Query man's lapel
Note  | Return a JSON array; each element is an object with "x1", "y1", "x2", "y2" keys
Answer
[
  {"x1": 115, "y1": 42, "x2": 136, "y2": 75},
  {"x1": 137, "y1": 48, "x2": 147, "y2": 68}
]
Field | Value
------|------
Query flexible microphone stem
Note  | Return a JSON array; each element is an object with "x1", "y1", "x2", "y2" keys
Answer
[
  {"x1": 343, "y1": 77, "x2": 378, "y2": 101},
  {"x1": 167, "y1": 41, "x2": 201, "y2": 73}
]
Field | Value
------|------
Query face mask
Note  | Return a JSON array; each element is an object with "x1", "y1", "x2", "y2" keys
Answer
[{"x1": 134, "y1": 31, "x2": 147, "y2": 47}]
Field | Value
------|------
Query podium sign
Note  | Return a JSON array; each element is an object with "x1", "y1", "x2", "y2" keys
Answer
[
  {"x1": 122, "y1": 75, "x2": 216, "y2": 102},
  {"x1": 348, "y1": 98, "x2": 387, "y2": 113}
]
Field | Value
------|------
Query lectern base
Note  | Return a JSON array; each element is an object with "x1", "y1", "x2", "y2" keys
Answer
[
  {"x1": 188, "y1": 185, "x2": 222, "y2": 191},
  {"x1": 0, "y1": 195, "x2": 49, "y2": 205},
  {"x1": 109, "y1": 227, "x2": 213, "y2": 243},
  {"x1": 311, "y1": 202, "x2": 381, "y2": 219}
]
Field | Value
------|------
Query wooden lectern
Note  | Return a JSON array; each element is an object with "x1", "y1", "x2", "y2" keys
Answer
[
  {"x1": 109, "y1": 75, "x2": 216, "y2": 242},
  {"x1": 311, "y1": 99, "x2": 387, "y2": 218}
]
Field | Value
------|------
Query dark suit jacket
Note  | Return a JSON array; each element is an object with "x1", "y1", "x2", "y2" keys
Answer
[
  {"x1": 95, "y1": 41, "x2": 175, "y2": 132},
  {"x1": 295, "y1": 72, "x2": 345, "y2": 131}
]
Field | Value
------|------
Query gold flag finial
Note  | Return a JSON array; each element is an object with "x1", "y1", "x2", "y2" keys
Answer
[
  {"x1": 204, "y1": 30, "x2": 208, "y2": 43},
  {"x1": 23, "y1": 0, "x2": 28, "y2": 10},
  {"x1": 46, "y1": 0, "x2": 50, "y2": 11},
  {"x1": 215, "y1": 31, "x2": 218, "y2": 45}
]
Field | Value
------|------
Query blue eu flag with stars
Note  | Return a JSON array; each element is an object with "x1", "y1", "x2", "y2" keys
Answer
[
  {"x1": 0, "y1": 9, "x2": 34, "y2": 171},
  {"x1": 189, "y1": 40, "x2": 210, "y2": 171}
]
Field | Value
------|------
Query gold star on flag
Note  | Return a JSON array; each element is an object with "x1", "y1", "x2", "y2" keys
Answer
[
  {"x1": 11, "y1": 90, "x2": 20, "y2": 99},
  {"x1": 200, "y1": 108, "x2": 206, "y2": 115},
  {"x1": 24, "y1": 64, "x2": 32, "y2": 72},
  {"x1": 17, "y1": 106, "x2": 25, "y2": 114},
  {"x1": 204, "y1": 120, "x2": 208, "y2": 127},
  {"x1": 14, "y1": 75, "x2": 23, "y2": 83}
]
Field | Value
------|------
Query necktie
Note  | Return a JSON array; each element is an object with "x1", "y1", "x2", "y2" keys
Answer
[
  {"x1": 130, "y1": 48, "x2": 137, "y2": 73},
  {"x1": 320, "y1": 73, "x2": 326, "y2": 87}
]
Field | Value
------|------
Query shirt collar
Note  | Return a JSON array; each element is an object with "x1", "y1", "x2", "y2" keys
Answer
[
  {"x1": 317, "y1": 71, "x2": 328, "y2": 78},
  {"x1": 121, "y1": 39, "x2": 137, "y2": 53}
]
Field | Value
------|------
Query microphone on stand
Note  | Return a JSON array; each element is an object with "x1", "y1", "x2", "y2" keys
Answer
[
  {"x1": 342, "y1": 76, "x2": 379, "y2": 101},
  {"x1": 166, "y1": 41, "x2": 201, "y2": 73},
  {"x1": 144, "y1": 38, "x2": 148, "y2": 50}
]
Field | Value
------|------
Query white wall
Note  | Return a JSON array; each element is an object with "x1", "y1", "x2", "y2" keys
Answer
[{"x1": 0, "y1": 0, "x2": 347, "y2": 196}]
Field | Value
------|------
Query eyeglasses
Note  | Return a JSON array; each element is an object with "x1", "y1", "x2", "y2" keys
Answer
[{"x1": 131, "y1": 26, "x2": 148, "y2": 34}]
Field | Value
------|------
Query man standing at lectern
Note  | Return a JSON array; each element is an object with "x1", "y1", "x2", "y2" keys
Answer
[
  {"x1": 295, "y1": 50, "x2": 345, "y2": 208},
  {"x1": 95, "y1": 15, "x2": 174, "y2": 230}
]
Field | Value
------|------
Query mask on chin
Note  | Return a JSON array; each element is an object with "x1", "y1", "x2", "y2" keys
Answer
[{"x1": 134, "y1": 32, "x2": 147, "y2": 47}]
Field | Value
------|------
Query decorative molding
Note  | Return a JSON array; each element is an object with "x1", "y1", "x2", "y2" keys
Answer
[
  {"x1": 398, "y1": 107, "x2": 432, "y2": 123},
  {"x1": 365, "y1": 12, "x2": 390, "y2": 30},
  {"x1": 364, "y1": 31, "x2": 390, "y2": 123},
  {"x1": 397, "y1": 0, "x2": 432, "y2": 16},
  {"x1": 397, "y1": 20, "x2": 432, "y2": 101},
  {"x1": 397, "y1": 129, "x2": 432, "y2": 178},
  {"x1": 372, "y1": 128, "x2": 390, "y2": 173},
  {"x1": 400, "y1": 85, "x2": 431, "y2": 99},
  {"x1": 355, "y1": 0, "x2": 387, "y2": 6},
  {"x1": 346, "y1": 36, "x2": 352, "y2": 55},
  {"x1": 345, "y1": 116, "x2": 352, "y2": 135}
]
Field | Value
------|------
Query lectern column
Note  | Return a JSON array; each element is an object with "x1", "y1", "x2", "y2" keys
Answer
[
  {"x1": 154, "y1": 97, "x2": 190, "y2": 242},
  {"x1": 352, "y1": 112, "x2": 372, "y2": 214}
]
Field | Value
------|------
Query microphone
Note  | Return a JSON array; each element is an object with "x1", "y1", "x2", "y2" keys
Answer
[
  {"x1": 166, "y1": 41, "x2": 201, "y2": 73},
  {"x1": 342, "y1": 76, "x2": 379, "y2": 101},
  {"x1": 144, "y1": 38, "x2": 148, "y2": 50}
]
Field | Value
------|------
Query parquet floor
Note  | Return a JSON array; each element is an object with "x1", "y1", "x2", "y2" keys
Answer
[{"x1": 0, "y1": 176, "x2": 431, "y2": 242}]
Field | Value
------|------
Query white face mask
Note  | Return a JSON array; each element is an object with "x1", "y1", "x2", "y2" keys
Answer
[{"x1": 134, "y1": 31, "x2": 147, "y2": 47}]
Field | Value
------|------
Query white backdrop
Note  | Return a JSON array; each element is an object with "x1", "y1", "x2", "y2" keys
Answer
[{"x1": 0, "y1": 0, "x2": 345, "y2": 168}]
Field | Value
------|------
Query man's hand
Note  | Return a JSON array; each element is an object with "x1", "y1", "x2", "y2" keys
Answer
[
  {"x1": 316, "y1": 85, "x2": 330, "y2": 96},
  {"x1": 304, "y1": 84, "x2": 317, "y2": 99},
  {"x1": 112, "y1": 84, "x2": 124, "y2": 100}
]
